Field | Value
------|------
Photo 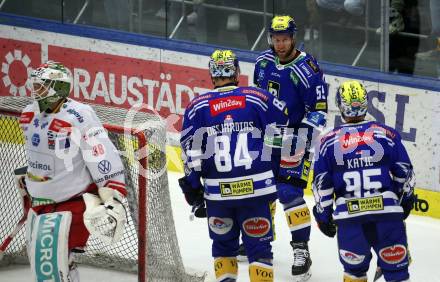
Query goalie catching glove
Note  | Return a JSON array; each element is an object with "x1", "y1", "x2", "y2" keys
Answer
[{"x1": 83, "y1": 187, "x2": 127, "y2": 245}]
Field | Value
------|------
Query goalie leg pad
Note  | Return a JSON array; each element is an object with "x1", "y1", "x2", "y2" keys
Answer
[
  {"x1": 214, "y1": 257, "x2": 238, "y2": 282},
  {"x1": 25, "y1": 208, "x2": 38, "y2": 260},
  {"x1": 249, "y1": 261, "x2": 273, "y2": 282},
  {"x1": 28, "y1": 211, "x2": 72, "y2": 282}
]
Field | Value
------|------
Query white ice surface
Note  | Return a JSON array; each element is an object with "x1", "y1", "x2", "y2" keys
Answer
[{"x1": 1, "y1": 171, "x2": 439, "y2": 281}]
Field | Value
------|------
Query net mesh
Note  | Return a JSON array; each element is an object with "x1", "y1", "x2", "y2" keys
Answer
[{"x1": 0, "y1": 96, "x2": 204, "y2": 282}]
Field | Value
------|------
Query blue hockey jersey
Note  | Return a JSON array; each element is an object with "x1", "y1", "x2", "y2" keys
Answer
[
  {"x1": 313, "y1": 120, "x2": 415, "y2": 224},
  {"x1": 253, "y1": 49, "x2": 328, "y2": 128},
  {"x1": 180, "y1": 85, "x2": 289, "y2": 201}
]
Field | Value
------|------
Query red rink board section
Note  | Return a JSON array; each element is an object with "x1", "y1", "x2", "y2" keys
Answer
[
  {"x1": 0, "y1": 38, "x2": 41, "y2": 97},
  {"x1": 49, "y1": 45, "x2": 248, "y2": 132}
]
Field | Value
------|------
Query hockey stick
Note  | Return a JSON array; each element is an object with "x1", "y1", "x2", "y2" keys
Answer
[
  {"x1": 0, "y1": 167, "x2": 31, "y2": 260},
  {"x1": 0, "y1": 213, "x2": 27, "y2": 260},
  {"x1": 373, "y1": 266, "x2": 383, "y2": 281}
]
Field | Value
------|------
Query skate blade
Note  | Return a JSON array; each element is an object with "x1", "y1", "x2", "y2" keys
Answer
[{"x1": 292, "y1": 270, "x2": 311, "y2": 282}]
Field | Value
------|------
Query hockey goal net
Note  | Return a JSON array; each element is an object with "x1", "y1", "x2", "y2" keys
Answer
[{"x1": 0, "y1": 96, "x2": 203, "y2": 282}]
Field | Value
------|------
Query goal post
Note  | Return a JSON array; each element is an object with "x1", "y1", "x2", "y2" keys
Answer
[{"x1": 0, "y1": 96, "x2": 204, "y2": 282}]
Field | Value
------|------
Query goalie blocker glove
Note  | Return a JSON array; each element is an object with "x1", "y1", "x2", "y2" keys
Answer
[
  {"x1": 83, "y1": 187, "x2": 127, "y2": 245},
  {"x1": 312, "y1": 206, "x2": 336, "y2": 238},
  {"x1": 178, "y1": 177, "x2": 206, "y2": 218}
]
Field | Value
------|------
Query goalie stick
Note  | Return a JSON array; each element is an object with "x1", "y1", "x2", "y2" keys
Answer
[
  {"x1": 0, "y1": 167, "x2": 31, "y2": 261},
  {"x1": 0, "y1": 213, "x2": 27, "y2": 260}
]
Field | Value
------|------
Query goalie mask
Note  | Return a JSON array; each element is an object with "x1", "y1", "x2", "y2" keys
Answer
[
  {"x1": 30, "y1": 61, "x2": 71, "y2": 113},
  {"x1": 209, "y1": 49, "x2": 240, "y2": 79},
  {"x1": 336, "y1": 80, "x2": 368, "y2": 118}
]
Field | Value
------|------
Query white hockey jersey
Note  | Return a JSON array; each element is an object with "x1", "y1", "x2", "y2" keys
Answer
[{"x1": 19, "y1": 99, "x2": 126, "y2": 205}]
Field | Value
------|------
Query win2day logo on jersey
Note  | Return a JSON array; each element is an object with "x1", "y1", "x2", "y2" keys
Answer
[{"x1": 209, "y1": 96, "x2": 246, "y2": 116}]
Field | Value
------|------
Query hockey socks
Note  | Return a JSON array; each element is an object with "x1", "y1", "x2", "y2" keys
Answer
[
  {"x1": 249, "y1": 261, "x2": 273, "y2": 282},
  {"x1": 284, "y1": 202, "x2": 311, "y2": 241},
  {"x1": 214, "y1": 257, "x2": 238, "y2": 282},
  {"x1": 343, "y1": 272, "x2": 367, "y2": 282}
]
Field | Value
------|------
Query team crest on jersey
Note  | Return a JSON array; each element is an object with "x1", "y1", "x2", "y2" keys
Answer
[
  {"x1": 346, "y1": 196, "x2": 384, "y2": 214},
  {"x1": 219, "y1": 179, "x2": 254, "y2": 197},
  {"x1": 33, "y1": 118, "x2": 39, "y2": 128}
]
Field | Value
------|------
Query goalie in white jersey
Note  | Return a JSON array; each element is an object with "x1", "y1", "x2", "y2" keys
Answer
[{"x1": 18, "y1": 61, "x2": 127, "y2": 282}]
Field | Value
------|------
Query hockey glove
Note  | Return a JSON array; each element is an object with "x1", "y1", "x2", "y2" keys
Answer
[
  {"x1": 401, "y1": 193, "x2": 417, "y2": 220},
  {"x1": 83, "y1": 187, "x2": 127, "y2": 245},
  {"x1": 276, "y1": 183, "x2": 305, "y2": 205},
  {"x1": 178, "y1": 177, "x2": 204, "y2": 204},
  {"x1": 312, "y1": 206, "x2": 336, "y2": 238},
  {"x1": 190, "y1": 201, "x2": 207, "y2": 220},
  {"x1": 178, "y1": 177, "x2": 206, "y2": 219}
]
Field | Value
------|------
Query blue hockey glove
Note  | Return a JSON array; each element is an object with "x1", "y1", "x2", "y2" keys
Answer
[
  {"x1": 312, "y1": 206, "x2": 336, "y2": 238},
  {"x1": 276, "y1": 182, "x2": 305, "y2": 205}
]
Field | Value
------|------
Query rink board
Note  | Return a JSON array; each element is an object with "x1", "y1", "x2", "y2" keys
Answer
[{"x1": 0, "y1": 14, "x2": 440, "y2": 218}]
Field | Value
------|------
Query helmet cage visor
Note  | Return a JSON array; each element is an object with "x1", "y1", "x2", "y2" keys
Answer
[{"x1": 31, "y1": 78, "x2": 56, "y2": 101}]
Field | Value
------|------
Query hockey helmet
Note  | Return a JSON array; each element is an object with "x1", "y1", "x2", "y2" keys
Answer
[
  {"x1": 336, "y1": 80, "x2": 368, "y2": 118},
  {"x1": 267, "y1": 15, "x2": 297, "y2": 45},
  {"x1": 30, "y1": 61, "x2": 71, "y2": 112},
  {"x1": 209, "y1": 49, "x2": 239, "y2": 78}
]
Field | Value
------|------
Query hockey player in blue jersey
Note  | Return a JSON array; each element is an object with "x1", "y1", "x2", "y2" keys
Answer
[
  {"x1": 179, "y1": 49, "x2": 290, "y2": 282},
  {"x1": 312, "y1": 80, "x2": 415, "y2": 282},
  {"x1": 253, "y1": 15, "x2": 328, "y2": 281}
]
